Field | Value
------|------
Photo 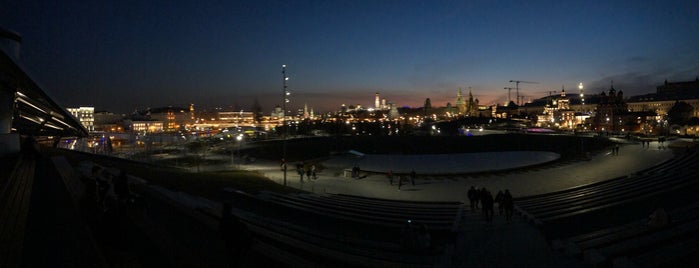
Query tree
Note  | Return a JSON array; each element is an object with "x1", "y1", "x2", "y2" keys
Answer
[{"x1": 667, "y1": 101, "x2": 693, "y2": 125}]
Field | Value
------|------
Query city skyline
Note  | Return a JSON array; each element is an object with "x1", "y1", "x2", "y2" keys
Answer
[{"x1": 2, "y1": 0, "x2": 698, "y2": 113}]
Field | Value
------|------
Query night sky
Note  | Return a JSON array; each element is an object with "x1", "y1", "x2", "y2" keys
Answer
[{"x1": 2, "y1": 0, "x2": 698, "y2": 114}]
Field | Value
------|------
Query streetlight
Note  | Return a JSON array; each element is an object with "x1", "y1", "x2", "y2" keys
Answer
[
  {"x1": 282, "y1": 64, "x2": 290, "y2": 186},
  {"x1": 236, "y1": 134, "x2": 243, "y2": 168},
  {"x1": 578, "y1": 82, "x2": 585, "y2": 114}
]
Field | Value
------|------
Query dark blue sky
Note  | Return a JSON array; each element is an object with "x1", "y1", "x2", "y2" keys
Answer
[{"x1": 3, "y1": 0, "x2": 698, "y2": 113}]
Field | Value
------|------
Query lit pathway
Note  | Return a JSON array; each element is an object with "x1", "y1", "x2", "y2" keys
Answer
[{"x1": 244, "y1": 140, "x2": 677, "y2": 202}]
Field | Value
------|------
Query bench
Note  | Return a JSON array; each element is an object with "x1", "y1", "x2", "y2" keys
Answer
[
  {"x1": 516, "y1": 147, "x2": 699, "y2": 208},
  {"x1": 587, "y1": 218, "x2": 699, "y2": 266},
  {"x1": 0, "y1": 155, "x2": 35, "y2": 268},
  {"x1": 217, "y1": 190, "x2": 441, "y2": 267},
  {"x1": 260, "y1": 191, "x2": 461, "y2": 231},
  {"x1": 516, "y1": 161, "x2": 699, "y2": 225}
]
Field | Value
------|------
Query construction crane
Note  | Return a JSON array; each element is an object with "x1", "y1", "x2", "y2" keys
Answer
[
  {"x1": 504, "y1": 87, "x2": 515, "y2": 104},
  {"x1": 509, "y1": 80, "x2": 538, "y2": 106}
]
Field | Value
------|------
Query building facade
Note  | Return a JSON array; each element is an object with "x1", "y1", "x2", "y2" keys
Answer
[{"x1": 67, "y1": 106, "x2": 95, "y2": 132}]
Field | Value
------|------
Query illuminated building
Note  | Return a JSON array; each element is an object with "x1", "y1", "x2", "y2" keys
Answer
[
  {"x1": 375, "y1": 92, "x2": 381, "y2": 110},
  {"x1": 592, "y1": 83, "x2": 627, "y2": 132},
  {"x1": 67, "y1": 106, "x2": 95, "y2": 132},
  {"x1": 128, "y1": 120, "x2": 164, "y2": 133},
  {"x1": 148, "y1": 106, "x2": 192, "y2": 131}
]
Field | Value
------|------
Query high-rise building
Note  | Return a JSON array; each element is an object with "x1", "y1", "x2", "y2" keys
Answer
[
  {"x1": 67, "y1": 107, "x2": 95, "y2": 132},
  {"x1": 375, "y1": 92, "x2": 381, "y2": 110}
]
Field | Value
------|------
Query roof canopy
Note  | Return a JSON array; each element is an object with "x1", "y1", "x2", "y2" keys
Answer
[{"x1": 1, "y1": 37, "x2": 88, "y2": 137}]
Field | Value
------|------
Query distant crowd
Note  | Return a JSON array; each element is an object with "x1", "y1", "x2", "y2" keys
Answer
[{"x1": 468, "y1": 186, "x2": 514, "y2": 223}]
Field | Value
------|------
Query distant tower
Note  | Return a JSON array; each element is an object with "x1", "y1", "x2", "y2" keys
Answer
[
  {"x1": 375, "y1": 92, "x2": 381, "y2": 110},
  {"x1": 558, "y1": 85, "x2": 569, "y2": 110},
  {"x1": 381, "y1": 98, "x2": 387, "y2": 110},
  {"x1": 303, "y1": 103, "x2": 309, "y2": 119},
  {"x1": 455, "y1": 88, "x2": 466, "y2": 115},
  {"x1": 189, "y1": 103, "x2": 195, "y2": 121},
  {"x1": 466, "y1": 88, "x2": 478, "y2": 116}
]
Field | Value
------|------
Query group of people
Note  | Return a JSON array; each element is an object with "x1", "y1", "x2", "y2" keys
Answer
[
  {"x1": 612, "y1": 144, "x2": 621, "y2": 155},
  {"x1": 295, "y1": 162, "x2": 317, "y2": 182},
  {"x1": 400, "y1": 220, "x2": 431, "y2": 251},
  {"x1": 89, "y1": 165, "x2": 133, "y2": 211},
  {"x1": 387, "y1": 170, "x2": 417, "y2": 190},
  {"x1": 467, "y1": 186, "x2": 514, "y2": 223},
  {"x1": 85, "y1": 164, "x2": 147, "y2": 248}
]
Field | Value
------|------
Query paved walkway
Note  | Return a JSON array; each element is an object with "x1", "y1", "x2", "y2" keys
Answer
[{"x1": 245, "y1": 140, "x2": 676, "y2": 202}]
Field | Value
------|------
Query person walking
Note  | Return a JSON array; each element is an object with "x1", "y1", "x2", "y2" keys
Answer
[
  {"x1": 311, "y1": 165, "x2": 317, "y2": 179},
  {"x1": 398, "y1": 175, "x2": 404, "y2": 190},
  {"x1": 495, "y1": 190, "x2": 504, "y2": 215},
  {"x1": 388, "y1": 170, "x2": 394, "y2": 185},
  {"x1": 410, "y1": 170, "x2": 416, "y2": 186},
  {"x1": 502, "y1": 189, "x2": 514, "y2": 223},
  {"x1": 481, "y1": 188, "x2": 494, "y2": 223},
  {"x1": 467, "y1": 186, "x2": 478, "y2": 212}
]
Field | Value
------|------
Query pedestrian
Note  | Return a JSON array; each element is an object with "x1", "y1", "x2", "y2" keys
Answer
[
  {"x1": 481, "y1": 188, "x2": 494, "y2": 223},
  {"x1": 398, "y1": 175, "x2": 404, "y2": 190},
  {"x1": 280, "y1": 158, "x2": 286, "y2": 171},
  {"x1": 410, "y1": 170, "x2": 416, "y2": 186},
  {"x1": 647, "y1": 206, "x2": 668, "y2": 228},
  {"x1": 467, "y1": 186, "x2": 478, "y2": 212},
  {"x1": 96, "y1": 170, "x2": 112, "y2": 210},
  {"x1": 416, "y1": 223, "x2": 431, "y2": 250},
  {"x1": 311, "y1": 165, "x2": 317, "y2": 179},
  {"x1": 400, "y1": 220, "x2": 416, "y2": 251},
  {"x1": 306, "y1": 168, "x2": 312, "y2": 180},
  {"x1": 388, "y1": 170, "x2": 394, "y2": 185},
  {"x1": 495, "y1": 190, "x2": 504, "y2": 215},
  {"x1": 615, "y1": 144, "x2": 620, "y2": 155},
  {"x1": 502, "y1": 189, "x2": 514, "y2": 223},
  {"x1": 297, "y1": 164, "x2": 304, "y2": 182}
]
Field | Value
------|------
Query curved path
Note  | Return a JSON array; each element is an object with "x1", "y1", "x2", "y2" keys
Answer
[
  {"x1": 245, "y1": 139, "x2": 679, "y2": 202},
  {"x1": 333, "y1": 151, "x2": 560, "y2": 174}
]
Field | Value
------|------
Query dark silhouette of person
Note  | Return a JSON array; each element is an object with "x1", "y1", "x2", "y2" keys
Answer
[
  {"x1": 398, "y1": 175, "x2": 404, "y2": 190},
  {"x1": 96, "y1": 169, "x2": 111, "y2": 210},
  {"x1": 467, "y1": 186, "x2": 478, "y2": 212},
  {"x1": 410, "y1": 170, "x2": 416, "y2": 186},
  {"x1": 400, "y1": 220, "x2": 416, "y2": 251},
  {"x1": 495, "y1": 190, "x2": 504, "y2": 215},
  {"x1": 296, "y1": 163, "x2": 304, "y2": 182},
  {"x1": 220, "y1": 203, "x2": 252, "y2": 267},
  {"x1": 502, "y1": 190, "x2": 514, "y2": 223},
  {"x1": 388, "y1": 170, "x2": 394, "y2": 185},
  {"x1": 416, "y1": 223, "x2": 431, "y2": 250},
  {"x1": 481, "y1": 188, "x2": 494, "y2": 223}
]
